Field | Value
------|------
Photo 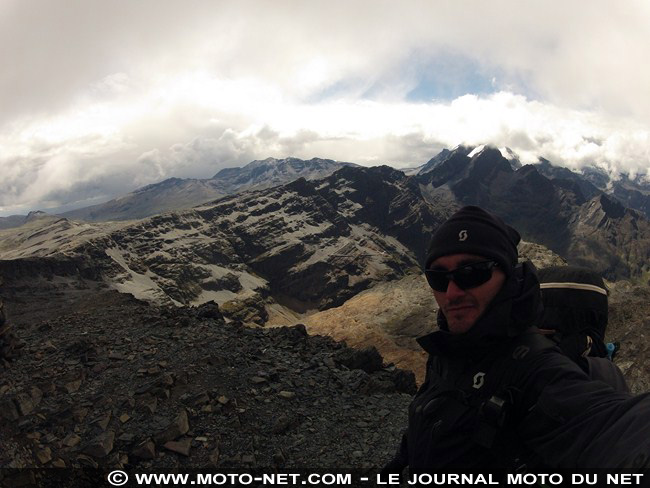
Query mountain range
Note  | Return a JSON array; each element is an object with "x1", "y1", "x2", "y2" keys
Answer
[
  {"x1": 0, "y1": 160, "x2": 570, "y2": 384},
  {"x1": 2, "y1": 146, "x2": 649, "y2": 302},
  {"x1": 3, "y1": 147, "x2": 649, "y2": 229},
  {"x1": 59, "y1": 157, "x2": 358, "y2": 223}
]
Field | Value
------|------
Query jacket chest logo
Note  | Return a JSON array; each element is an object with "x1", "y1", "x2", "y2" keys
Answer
[{"x1": 472, "y1": 372, "x2": 486, "y2": 389}]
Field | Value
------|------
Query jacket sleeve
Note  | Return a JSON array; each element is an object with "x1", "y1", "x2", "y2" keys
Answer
[
  {"x1": 587, "y1": 357, "x2": 630, "y2": 393},
  {"x1": 516, "y1": 348, "x2": 650, "y2": 468}
]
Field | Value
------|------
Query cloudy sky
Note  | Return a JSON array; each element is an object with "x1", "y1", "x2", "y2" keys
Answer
[{"x1": 2, "y1": 0, "x2": 650, "y2": 215}]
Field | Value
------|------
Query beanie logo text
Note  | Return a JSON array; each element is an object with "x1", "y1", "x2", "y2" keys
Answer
[{"x1": 458, "y1": 230, "x2": 468, "y2": 242}]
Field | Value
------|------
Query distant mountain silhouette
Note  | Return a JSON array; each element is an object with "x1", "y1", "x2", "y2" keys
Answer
[{"x1": 60, "y1": 157, "x2": 357, "y2": 222}]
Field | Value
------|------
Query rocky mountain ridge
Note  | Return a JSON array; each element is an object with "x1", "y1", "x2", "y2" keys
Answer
[
  {"x1": 415, "y1": 145, "x2": 650, "y2": 220},
  {"x1": 414, "y1": 145, "x2": 650, "y2": 281},
  {"x1": 582, "y1": 167, "x2": 650, "y2": 218},
  {"x1": 0, "y1": 165, "x2": 452, "y2": 312},
  {"x1": 58, "y1": 157, "x2": 357, "y2": 223}
]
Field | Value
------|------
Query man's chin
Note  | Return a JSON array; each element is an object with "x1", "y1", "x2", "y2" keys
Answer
[
  {"x1": 447, "y1": 313, "x2": 478, "y2": 334},
  {"x1": 448, "y1": 323, "x2": 474, "y2": 334}
]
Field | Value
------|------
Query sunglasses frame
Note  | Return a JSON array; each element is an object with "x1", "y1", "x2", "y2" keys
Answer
[{"x1": 425, "y1": 260, "x2": 499, "y2": 292}]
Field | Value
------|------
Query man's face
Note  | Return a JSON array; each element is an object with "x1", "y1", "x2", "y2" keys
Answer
[{"x1": 430, "y1": 253, "x2": 506, "y2": 334}]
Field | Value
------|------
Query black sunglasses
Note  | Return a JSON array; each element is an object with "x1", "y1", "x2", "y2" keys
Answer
[{"x1": 425, "y1": 260, "x2": 499, "y2": 292}]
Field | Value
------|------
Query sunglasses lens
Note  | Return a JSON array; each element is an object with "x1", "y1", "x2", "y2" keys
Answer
[
  {"x1": 425, "y1": 261, "x2": 496, "y2": 291},
  {"x1": 425, "y1": 270, "x2": 450, "y2": 292},
  {"x1": 453, "y1": 267, "x2": 493, "y2": 289}
]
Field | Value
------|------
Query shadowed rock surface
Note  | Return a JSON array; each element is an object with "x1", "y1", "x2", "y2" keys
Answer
[{"x1": 0, "y1": 290, "x2": 413, "y2": 473}]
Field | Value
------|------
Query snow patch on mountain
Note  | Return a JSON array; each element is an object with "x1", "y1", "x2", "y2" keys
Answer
[
  {"x1": 467, "y1": 144, "x2": 486, "y2": 158},
  {"x1": 105, "y1": 246, "x2": 171, "y2": 304}
]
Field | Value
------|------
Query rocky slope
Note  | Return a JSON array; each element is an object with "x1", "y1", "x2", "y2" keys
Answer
[
  {"x1": 569, "y1": 195, "x2": 650, "y2": 281},
  {"x1": 0, "y1": 215, "x2": 127, "y2": 261},
  {"x1": 607, "y1": 281, "x2": 650, "y2": 394},
  {"x1": 0, "y1": 288, "x2": 413, "y2": 479}
]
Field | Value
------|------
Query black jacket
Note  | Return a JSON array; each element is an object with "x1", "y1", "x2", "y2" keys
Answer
[{"x1": 390, "y1": 262, "x2": 650, "y2": 472}]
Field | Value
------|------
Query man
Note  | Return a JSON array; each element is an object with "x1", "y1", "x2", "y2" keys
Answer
[{"x1": 384, "y1": 206, "x2": 650, "y2": 472}]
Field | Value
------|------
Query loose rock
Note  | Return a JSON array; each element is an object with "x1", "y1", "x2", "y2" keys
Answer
[
  {"x1": 131, "y1": 439, "x2": 156, "y2": 460},
  {"x1": 163, "y1": 437, "x2": 192, "y2": 457},
  {"x1": 154, "y1": 410, "x2": 189, "y2": 444},
  {"x1": 83, "y1": 431, "x2": 115, "y2": 458}
]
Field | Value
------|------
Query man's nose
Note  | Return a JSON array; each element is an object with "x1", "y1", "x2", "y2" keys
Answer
[{"x1": 445, "y1": 279, "x2": 466, "y2": 299}]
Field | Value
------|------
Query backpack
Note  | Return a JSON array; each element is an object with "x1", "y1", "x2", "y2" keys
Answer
[
  {"x1": 537, "y1": 265, "x2": 610, "y2": 360},
  {"x1": 474, "y1": 266, "x2": 627, "y2": 467}
]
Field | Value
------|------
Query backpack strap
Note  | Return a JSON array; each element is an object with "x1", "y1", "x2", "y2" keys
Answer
[{"x1": 472, "y1": 329, "x2": 555, "y2": 451}]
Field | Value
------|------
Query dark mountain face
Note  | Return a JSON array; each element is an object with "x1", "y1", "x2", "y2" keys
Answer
[
  {"x1": 609, "y1": 175, "x2": 650, "y2": 219},
  {"x1": 535, "y1": 159, "x2": 602, "y2": 202},
  {"x1": 416, "y1": 147, "x2": 572, "y2": 253},
  {"x1": 313, "y1": 165, "x2": 451, "y2": 264},
  {"x1": 417, "y1": 150, "x2": 474, "y2": 188},
  {"x1": 543, "y1": 162, "x2": 650, "y2": 220},
  {"x1": 416, "y1": 146, "x2": 471, "y2": 175},
  {"x1": 570, "y1": 195, "x2": 650, "y2": 279},
  {"x1": 414, "y1": 146, "x2": 650, "y2": 280}
]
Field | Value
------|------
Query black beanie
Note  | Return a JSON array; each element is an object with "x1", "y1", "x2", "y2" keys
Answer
[{"x1": 425, "y1": 206, "x2": 520, "y2": 276}]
